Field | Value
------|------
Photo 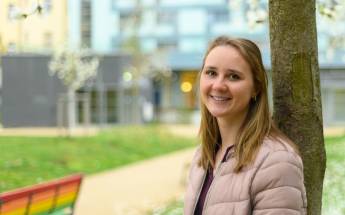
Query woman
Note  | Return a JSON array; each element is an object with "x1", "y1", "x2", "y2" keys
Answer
[{"x1": 184, "y1": 36, "x2": 307, "y2": 215}]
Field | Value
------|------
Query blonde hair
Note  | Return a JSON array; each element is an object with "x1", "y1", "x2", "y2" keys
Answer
[{"x1": 198, "y1": 36, "x2": 298, "y2": 172}]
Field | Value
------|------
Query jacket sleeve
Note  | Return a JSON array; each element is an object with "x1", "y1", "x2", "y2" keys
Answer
[{"x1": 251, "y1": 150, "x2": 307, "y2": 215}]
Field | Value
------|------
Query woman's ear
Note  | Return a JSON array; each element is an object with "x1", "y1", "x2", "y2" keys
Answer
[
  {"x1": 251, "y1": 90, "x2": 257, "y2": 99},
  {"x1": 251, "y1": 89, "x2": 259, "y2": 102}
]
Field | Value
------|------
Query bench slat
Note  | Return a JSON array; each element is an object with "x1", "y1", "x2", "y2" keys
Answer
[
  {"x1": 0, "y1": 174, "x2": 82, "y2": 202},
  {"x1": 0, "y1": 174, "x2": 83, "y2": 215},
  {"x1": 0, "y1": 197, "x2": 29, "y2": 213}
]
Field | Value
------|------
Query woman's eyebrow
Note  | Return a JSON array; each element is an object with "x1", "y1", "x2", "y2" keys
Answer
[
  {"x1": 204, "y1": 66, "x2": 242, "y2": 75},
  {"x1": 204, "y1": 66, "x2": 217, "y2": 70},
  {"x1": 226, "y1": 69, "x2": 242, "y2": 74}
]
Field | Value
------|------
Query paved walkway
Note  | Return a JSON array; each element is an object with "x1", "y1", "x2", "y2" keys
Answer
[
  {"x1": 0, "y1": 125, "x2": 344, "y2": 137},
  {"x1": 74, "y1": 125, "x2": 199, "y2": 215},
  {"x1": 74, "y1": 148, "x2": 196, "y2": 215},
  {"x1": 0, "y1": 127, "x2": 99, "y2": 137}
]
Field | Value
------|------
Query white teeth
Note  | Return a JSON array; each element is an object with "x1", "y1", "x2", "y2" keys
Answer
[{"x1": 211, "y1": 96, "x2": 230, "y2": 101}]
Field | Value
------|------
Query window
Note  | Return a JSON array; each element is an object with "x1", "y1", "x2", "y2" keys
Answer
[
  {"x1": 119, "y1": 12, "x2": 132, "y2": 32},
  {"x1": 8, "y1": 42, "x2": 16, "y2": 52},
  {"x1": 111, "y1": 37, "x2": 120, "y2": 51},
  {"x1": 90, "y1": 90, "x2": 99, "y2": 123},
  {"x1": 208, "y1": 9, "x2": 229, "y2": 23},
  {"x1": 180, "y1": 38, "x2": 205, "y2": 52},
  {"x1": 157, "y1": 40, "x2": 177, "y2": 50},
  {"x1": 157, "y1": 10, "x2": 175, "y2": 25},
  {"x1": 106, "y1": 90, "x2": 118, "y2": 123},
  {"x1": 43, "y1": 0, "x2": 52, "y2": 13},
  {"x1": 81, "y1": 0, "x2": 92, "y2": 47},
  {"x1": 0, "y1": 36, "x2": 5, "y2": 52},
  {"x1": 114, "y1": 0, "x2": 136, "y2": 9},
  {"x1": 111, "y1": 0, "x2": 116, "y2": 10},
  {"x1": 334, "y1": 89, "x2": 345, "y2": 121},
  {"x1": 44, "y1": 32, "x2": 52, "y2": 47},
  {"x1": 8, "y1": 4, "x2": 16, "y2": 20},
  {"x1": 180, "y1": 71, "x2": 198, "y2": 109}
]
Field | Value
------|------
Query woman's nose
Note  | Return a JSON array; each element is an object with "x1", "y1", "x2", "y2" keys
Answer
[{"x1": 212, "y1": 77, "x2": 227, "y2": 91}]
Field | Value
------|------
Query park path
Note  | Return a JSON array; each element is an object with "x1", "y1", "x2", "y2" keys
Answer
[
  {"x1": 74, "y1": 124, "x2": 199, "y2": 215},
  {"x1": 74, "y1": 147, "x2": 195, "y2": 215}
]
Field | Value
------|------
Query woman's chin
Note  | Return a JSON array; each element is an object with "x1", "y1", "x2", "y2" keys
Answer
[{"x1": 208, "y1": 110, "x2": 228, "y2": 118}]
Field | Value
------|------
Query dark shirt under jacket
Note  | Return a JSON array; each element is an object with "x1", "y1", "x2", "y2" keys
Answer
[{"x1": 194, "y1": 146, "x2": 233, "y2": 215}]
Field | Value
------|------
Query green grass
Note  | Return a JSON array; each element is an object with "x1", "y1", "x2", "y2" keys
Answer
[
  {"x1": 0, "y1": 125, "x2": 195, "y2": 192},
  {"x1": 149, "y1": 134, "x2": 345, "y2": 215},
  {"x1": 322, "y1": 134, "x2": 345, "y2": 215},
  {"x1": 150, "y1": 199, "x2": 184, "y2": 215}
]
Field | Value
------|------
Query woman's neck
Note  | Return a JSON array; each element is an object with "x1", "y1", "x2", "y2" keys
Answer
[{"x1": 217, "y1": 113, "x2": 247, "y2": 149}]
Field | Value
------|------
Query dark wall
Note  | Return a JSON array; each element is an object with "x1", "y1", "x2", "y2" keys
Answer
[
  {"x1": 98, "y1": 55, "x2": 131, "y2": 84},
  {"x1": 1, "y1": 54, "x2": 133, "y2": 127},
  {"x1": 1, "y1": 54, "x2": 65, "y2": 127}
]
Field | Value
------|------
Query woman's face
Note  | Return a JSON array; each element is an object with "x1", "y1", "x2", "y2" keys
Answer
[{"x1": 200, "y1": 45, "x2": 256, "y2": 121}]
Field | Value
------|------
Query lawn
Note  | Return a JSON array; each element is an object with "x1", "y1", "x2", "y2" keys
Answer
[
  {"x1": 0, "y1": 125, "x2": 195, "y2": 192},
  {"x1": 150, "y1": 134, "x2": 345, "y2": 215},
  {"x1": 322, "y1": 134, "x2": 345, "y2": 215}
]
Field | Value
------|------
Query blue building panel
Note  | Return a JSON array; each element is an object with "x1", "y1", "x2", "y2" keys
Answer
[
  {"x1": 91, "y1": 0, "x2": 116, "y2": 53},
  {"x1": 68, "y1": 0, "x2": 81, "y2": 50}
]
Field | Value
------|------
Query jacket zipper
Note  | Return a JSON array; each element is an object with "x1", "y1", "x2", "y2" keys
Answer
[
  {"x1": 201, "y1": 163, "x2": 224, "y2": 215},
  {"x1": 191, "y1": 170, "x2": 207, "y2": 215},
  {"x1": 201, "y1": 147, "x2": 234, "y2": 215}
]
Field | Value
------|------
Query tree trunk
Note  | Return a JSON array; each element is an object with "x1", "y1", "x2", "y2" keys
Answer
[
  {"x1": 67, "y1": 88, "x2": 76, "y2": 135},
  {"x1": 269, "y1": 1, "x2": 326, "y2": 214}
]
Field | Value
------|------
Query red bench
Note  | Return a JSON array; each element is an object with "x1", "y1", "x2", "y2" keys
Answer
[{"x1": 0, "y1": 174, "x2": 83, "y2": 215}]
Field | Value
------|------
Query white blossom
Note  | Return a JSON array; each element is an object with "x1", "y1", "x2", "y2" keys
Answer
[{"x1": 49, "y1": 49, "x2": 99, "y2": 90}]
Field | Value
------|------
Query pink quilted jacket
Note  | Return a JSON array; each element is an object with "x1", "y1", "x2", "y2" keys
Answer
[{"x1": 184, "y1": 137, "x2": 307, "y2": 215}]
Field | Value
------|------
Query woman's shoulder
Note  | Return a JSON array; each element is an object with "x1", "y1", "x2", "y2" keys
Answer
[
  {"x1": 263, "y1": 136, "x2": 298, "y2": 153},
  {"x1": 253, "y1": 136, "x2": 303, "y2": 170},
  {"x1": 250, "y1": 139, "x2": 307, "y2": 214}
]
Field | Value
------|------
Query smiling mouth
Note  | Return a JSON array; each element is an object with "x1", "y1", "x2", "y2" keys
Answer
[{"x1": 210, "y1": 95, "x2": 231, "y2": 101}]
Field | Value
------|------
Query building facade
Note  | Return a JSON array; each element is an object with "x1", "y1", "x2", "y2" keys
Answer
[
  {"x1": 0, "y1": 0, "x2": 68, "y2": 52},
  {"x1": 1, "y1": 54, "x2": 155, "y2": 127},
  {"x1": 0, "y1": 0, "x2": 344, "y2": 127},
  {"x1": 67, "y1": 0, "x2": 345, "y2": 125},
  {"x1": 67, "y1": 0, "x2": 271, "y2": 121}
]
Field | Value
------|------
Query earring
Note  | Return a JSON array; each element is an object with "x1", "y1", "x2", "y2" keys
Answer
[{"x1": 253, "y1": 95, "x2": 257, "y2": 102}]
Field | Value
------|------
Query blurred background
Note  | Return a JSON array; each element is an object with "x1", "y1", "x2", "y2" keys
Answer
[
  {"x1": 0, "y1": 0, "x2": 344, "y2": 214},
  {"x1": 0, "y1": 0, "x2": 344, "y2": 128}
]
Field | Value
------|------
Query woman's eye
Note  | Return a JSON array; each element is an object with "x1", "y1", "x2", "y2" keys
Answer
[
  {"x1": 205, "y1": 70, "x2": 216, "y2": 76},
  {"x1": 228, "y1": 74, "x2": 240, "y2": 80}
]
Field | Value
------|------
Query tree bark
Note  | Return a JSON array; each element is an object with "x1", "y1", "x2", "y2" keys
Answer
[
  {"x1": 67, "y1": 88, "x2": 76, "y2": 135},
  {"x1": 269, "y1": 1, "x2": 326, "y2": 214}
]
